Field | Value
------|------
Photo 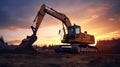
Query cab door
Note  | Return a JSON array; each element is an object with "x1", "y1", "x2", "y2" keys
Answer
[{"x1": 68, "y1": 25, "x2": 81, "y2": 39}]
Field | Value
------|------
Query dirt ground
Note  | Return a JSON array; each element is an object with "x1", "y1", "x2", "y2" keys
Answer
[{"x1": 0, "y1": 52, "x2": 120, "y2": 67}]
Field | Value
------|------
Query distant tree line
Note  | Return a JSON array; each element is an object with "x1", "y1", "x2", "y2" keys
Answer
[{"x1": 96, "y1": 38, "x2": 120, "y2": 53}]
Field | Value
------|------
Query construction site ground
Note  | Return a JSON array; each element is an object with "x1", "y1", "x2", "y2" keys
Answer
[{"x1": 0, "y1": 51, "x2": 120, "y2": 67}]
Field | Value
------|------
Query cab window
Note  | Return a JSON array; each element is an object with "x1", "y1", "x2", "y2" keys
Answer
[{"x1": 75, "y1": 27, "x2": 80, "y2": 34}]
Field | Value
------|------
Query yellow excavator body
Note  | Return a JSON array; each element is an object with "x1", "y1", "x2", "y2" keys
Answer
[{"x1": 62, "y1": 33, "x2": 95, "y2": 44}]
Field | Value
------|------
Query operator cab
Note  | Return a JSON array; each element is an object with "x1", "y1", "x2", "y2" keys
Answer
[{"x1": 68, "y1": 24, "x2": 81, "y2": 39}]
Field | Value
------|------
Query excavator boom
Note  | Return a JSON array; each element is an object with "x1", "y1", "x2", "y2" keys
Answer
[
  {"x1": 33, "y1": 4, "x2": 71, "y2": 34},
  {"x1": 45, "y1": 7, "x2": 72, "y2": 27}
]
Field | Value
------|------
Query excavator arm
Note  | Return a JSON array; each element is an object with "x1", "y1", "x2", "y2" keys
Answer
[
  {"x1": 31, "y1": 4, "x2": 46, "y2": 35},
  {"x1": 32, "y1": 4, "x2": 72, "y2": 35}
]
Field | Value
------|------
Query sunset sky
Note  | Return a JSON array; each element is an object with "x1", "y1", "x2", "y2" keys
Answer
[{"x1": 0, "y1": 0, "x2": 120, "y2": 46}]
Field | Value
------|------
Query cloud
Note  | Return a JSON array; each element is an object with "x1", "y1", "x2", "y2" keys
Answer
[
  {"x1": 0, "y1": 0, "x2": 120, "y2": 45},
  {"x1": 0, "y1": 0, "x2": 43, "y2": 30},
  {"x1": 82, "y1": 0, "x2": 120, "y2": 34},
  {"x1": 0, "y1": 0, "x2": 120, "y2": 29},
  {"x1": 8, "y1": 40, "x2": 22, "y2": 45},
  {"x1": 96, "y1": 30, "x2": 120, "y2": 40}
]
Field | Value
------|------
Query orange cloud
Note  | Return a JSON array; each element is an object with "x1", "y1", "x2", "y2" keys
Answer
[
  {"x1": 8, "y1": 40, "x2": 22, "y2": 45},
  {"x1": 96, "y1": 30, "x2": 120, "y2": 40}
]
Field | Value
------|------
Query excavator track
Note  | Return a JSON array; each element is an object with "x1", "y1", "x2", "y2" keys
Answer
[{"x1": 54, "y1": 44, "x2": 98, "y2": 53}]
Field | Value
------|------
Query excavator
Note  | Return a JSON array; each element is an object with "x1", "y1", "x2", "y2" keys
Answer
[{"x1": 16, "y1": 4, "x2": 98, "y2": 53}]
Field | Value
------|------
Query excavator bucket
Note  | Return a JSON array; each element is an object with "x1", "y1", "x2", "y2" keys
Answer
[{"x1": 15, "y1": 34, "x2": 37, "y2": 53}]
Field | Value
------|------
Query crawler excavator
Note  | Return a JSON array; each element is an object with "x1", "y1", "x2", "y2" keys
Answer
[{"x1": 16, "y1": 4, "x2": 98, "y2": 53}]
